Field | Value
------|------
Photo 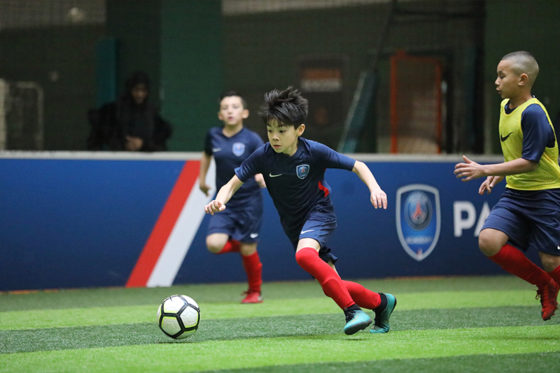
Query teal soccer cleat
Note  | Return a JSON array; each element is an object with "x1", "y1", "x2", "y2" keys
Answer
[
  {"x1": 343, "y1": 309, "x2": 372, "y2": 335},
  {"x1": 371, "y1": 293, "x2": 397, "y2": 334}
]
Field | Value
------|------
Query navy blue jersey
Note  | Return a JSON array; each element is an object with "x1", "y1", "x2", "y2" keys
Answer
[
  {"x1": 204, "y1": 127, "x2": 263, "y2": 207},
  {"x1": 235, "y1": 137, "x2": 356, "y2": 238}
]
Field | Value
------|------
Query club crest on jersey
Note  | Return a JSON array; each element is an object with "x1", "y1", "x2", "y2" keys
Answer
[
  {"x1": 232, "y1": 142, "x2": 245, "y2": 157},
  {"x1": 296, "y1": 164, "x2": 310, "y2": 179},
  {"x1": 396, "y1": 184, "x2": 441, "y2": 261}
]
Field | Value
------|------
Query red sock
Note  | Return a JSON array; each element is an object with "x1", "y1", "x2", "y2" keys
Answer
[
  {"x1": 217, "y1": 239, "x2": 240, "y2": 254},
  {"x1": 295, "y1": 247, "x2": 355, "y2": 310},
  {"x1": 548, "y1": 265, "x2": 560, "y2": 285},
  {"x1": 342, "y1": 280, "x2": 381, "y2": 309},
  {"x1": 242, "y1": 252, "x2": 262, "y2": 293},
  {"x1": 489, "y1": 244, "x2": 551, "y2": 287}
]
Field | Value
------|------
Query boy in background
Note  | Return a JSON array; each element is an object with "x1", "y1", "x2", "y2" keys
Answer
[{"x1": 199, "y1": 91, "x2": 265, "y2": 304}]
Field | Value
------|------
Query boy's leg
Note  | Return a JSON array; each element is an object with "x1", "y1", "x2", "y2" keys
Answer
[
  {"x1": 480, "y1": 229, "x2": 557, "y2": 320},
  {"x1": 548, "y1": 266, "x2": 560, "y2": 286},
  {"x1": 206, "y1": 213, "x2": 240, "y2": 254},
  {"x1": 219, "y1": 239, "x2": 241, "y2": 254},
  {"x1": 537, "y1": 192, "x2": 560, "y2": 299},
  {"x1": 489, "y1": 243, "x2": 553, "y2": 285},
  {"x1": 295, "y1": 246, "x2": 371, "y2": 334},
  {"x1": 343, "y1": 280, "x2": 396, "y2": 333},
  {"x1": 296, "y1": 247, "x2": 354, "y2": 309},
  {"x1": 539, "y1": 252, "x2": 560, "y2": 316},
  {"x1": 206, "y1": 233, "x2": 240, "y2": 254},
  {"x1": 539, "y1": 252, "x2": 560, "y2": 284},
  {"x1": 342, "y1": 280, "x2": 381, "y2": 308},
  {"x1": 240, "y1": 243, "x2": 263, "y2": 304}
]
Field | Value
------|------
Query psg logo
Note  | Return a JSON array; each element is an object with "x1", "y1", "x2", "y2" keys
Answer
[
  {"x1": 232, "y1": 142, "x2": 245, "y2": 157},
  {"x1": 296, "y1": 164, "x2": 310, "y2": 179},
  {"x1": 396, "y1": 184, "x2": 441, "y2": 261},
  {"x1": 404, "y1": 191, "x2": 432, "y2": 230}
]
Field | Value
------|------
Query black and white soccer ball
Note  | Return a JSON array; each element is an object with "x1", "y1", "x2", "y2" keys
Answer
[{"x1": 157, "y1": 294, "x2": 200, "y2": 339}]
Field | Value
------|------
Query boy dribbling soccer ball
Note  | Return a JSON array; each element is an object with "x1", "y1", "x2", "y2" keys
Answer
[{"x1": 205, "y1": 87, "x2": 396, "y2": 335}]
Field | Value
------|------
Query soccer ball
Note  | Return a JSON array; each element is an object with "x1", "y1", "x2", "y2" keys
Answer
[{"x1": 157, "y1": 294, "x2": 200, "y2": 339}]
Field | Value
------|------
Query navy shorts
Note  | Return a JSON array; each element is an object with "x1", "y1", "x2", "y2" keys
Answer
[
  {"x1": 285, "y1": 206, "x2": 339, "y2": 264},
  {"x1": 207, "y1": 197, "x2": 263, "y2": 243},
  {"x1": 482, "y1": 188, "x2": 560, "y2": 256}
]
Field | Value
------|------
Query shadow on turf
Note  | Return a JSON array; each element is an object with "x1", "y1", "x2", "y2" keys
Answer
[{"x1": 1, "y1": 306, "x2": 557, "y2": 354}]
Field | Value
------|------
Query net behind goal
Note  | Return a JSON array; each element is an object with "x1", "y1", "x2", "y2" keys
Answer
[
  {"x1": 390, "y1": 50, "x2": 442, "y2": 154},
  {"x1": 0, "y1": 80, "x2": 44, "y2": 150}
]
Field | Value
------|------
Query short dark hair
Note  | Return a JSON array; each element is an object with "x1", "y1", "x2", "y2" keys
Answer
[
  {"x1": 259, "y1": 87, "x2": 308, "y2": 127},
  {"x1": 219, "y1": 90, "x2": 247, "y2": 108},
  {"x1": 501, "y1": 51, "x2": 539, "y2": 86},
  {"x1": 125, "y1": 71, "x2": 150, "y2": 92}
]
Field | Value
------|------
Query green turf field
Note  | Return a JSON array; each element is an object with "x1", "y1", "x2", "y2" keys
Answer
[{"x1": 1, "y1": 276, "x2": 560, "y2": 372}]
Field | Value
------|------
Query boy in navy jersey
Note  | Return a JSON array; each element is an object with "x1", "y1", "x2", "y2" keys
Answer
[
  {"x1": 205, "y1": 87, "x2": 396, "y2": 335},
  {"x1": 455, "y1": 51, "x2": 560, "y2": 320},
  {"x1": 199, "y1": 91, "x2": 265, "y2": 304}
]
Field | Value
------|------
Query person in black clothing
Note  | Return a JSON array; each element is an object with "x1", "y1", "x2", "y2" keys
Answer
[{"x1": 87, "y1": 71, "x2": 172, "y2": 151}]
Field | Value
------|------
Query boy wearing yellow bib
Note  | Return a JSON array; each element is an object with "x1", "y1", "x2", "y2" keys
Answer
[{"x1": 454, "y1": 51, "x2": 560, "y2": 321}]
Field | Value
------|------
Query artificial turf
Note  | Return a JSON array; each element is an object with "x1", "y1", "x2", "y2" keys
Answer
[{"x1": 1, "y1": 276, "x2": 559, "y2": 372}]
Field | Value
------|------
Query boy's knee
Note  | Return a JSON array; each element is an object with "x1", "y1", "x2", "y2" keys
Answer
[
  {"x1": 240, "y1": 244, "x2": 257, "y2": 256},
  {"x1": 478, "y1": 229, "x2": 501, "y2": 257},
  {"x1": 540, "y1": 253, "x2": 560, "y2": 272},
  {"x1": 206, "y1": 237, "x2": 225, "y2": 254},
  {"x1": 206, "y1": 244, "x2": 222, "y2": 254}
]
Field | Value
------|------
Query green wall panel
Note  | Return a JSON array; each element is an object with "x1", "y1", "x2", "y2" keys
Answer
[
  {"x1": 106, "y1": 0, "x2": 161, "y2": 105},
  {"x1": 485, "y1": 0, "x2": 560, "y2": 153},
  {"x1": 161, "y1": 0, "x2": 223, "y2": 151}
]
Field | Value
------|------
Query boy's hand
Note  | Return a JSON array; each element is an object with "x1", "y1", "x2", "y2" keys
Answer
[
  {"x1": 255, "y1": 173, "x2": 266, "y2": 188},
  {"x1": 199, "y1": 182, "x2": 211, "y2": 196},
  {"x1": 454, "y1": 155, "x2": 486, "y2": 181},
  {"x1": 478, "y1": 177, "x2": 493, "y2": 195},
  {"x1": 370, "y1": 188, "x2": 387, "y2": 209},
  {"x1": 478, "y1": 175, "x2": 503, "y2": 195},
  {"x1": 205, "y1": 200, "x2": 225, "y2": 215},
  {"x1": 125, "y1": 136, "x2": 143, "y2": 151}
]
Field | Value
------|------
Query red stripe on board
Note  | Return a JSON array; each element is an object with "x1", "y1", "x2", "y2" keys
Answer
[{"x1": 126, "y1": 160, "x2": 200, "y2": 287}]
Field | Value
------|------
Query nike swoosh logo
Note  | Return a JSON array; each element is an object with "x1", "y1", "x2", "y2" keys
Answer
[
  {"x1": 300, "y1": 229, "x2": 314, "y2": 234},
  {"x1": 269, "y1": 173, "x2": 283, "y2": 178},
  {"x1": 212, "y1": 148, "x2": 222, "y2": 152},
  {"x1": 250, "y1": 233, "x2": 259, "y2": 239},
  {"x1": 500, "y1": 132, "x2": 512, "y2": 142}
]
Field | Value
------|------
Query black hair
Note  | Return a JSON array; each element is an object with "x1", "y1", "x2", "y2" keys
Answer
[
  {"x1": 219, "y1": 90, "x2": 247, "y2": 108},
  {"x1": 259, "y1": 87, "x2": 308, "y2": 127},
  {"x1": 121, "y1": 71, "x2": 151, "y2": 107},
  {"x1": 125, "y1": 71, "x2": 151, "y2": 92}
]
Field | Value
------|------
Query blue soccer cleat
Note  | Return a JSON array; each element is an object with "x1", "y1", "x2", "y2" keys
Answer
[
  {"x1": 371, "y1": 293, "x2": 397, "y2": 334},
  {"x1": 343, "y1": 309, "x2": 372, "y2": 335}
]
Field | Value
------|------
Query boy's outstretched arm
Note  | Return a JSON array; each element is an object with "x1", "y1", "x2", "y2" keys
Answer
[
  {"x1": 454, "y1": 155, "x2": 538, "y2": 181},
  {"x1": 199, "y1": 152, "x2": 212, "y2": 196},
  {"x1": 454, "y1": 155, "x2": 536, "y2": 181},
  {"x1": 454, "y1": 155, "x2": 536, "y2": 195},
  {"x1": 204, "y1": 175, "x2": 244, "y2": 215},
  {"x1": 352, "y1": 160, "x2": 387, "y2": 209}
]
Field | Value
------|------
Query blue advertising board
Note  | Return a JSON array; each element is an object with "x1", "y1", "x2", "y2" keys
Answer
[{"x1": 0, "y1": 152, "x2": 512, "y2": 291}]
